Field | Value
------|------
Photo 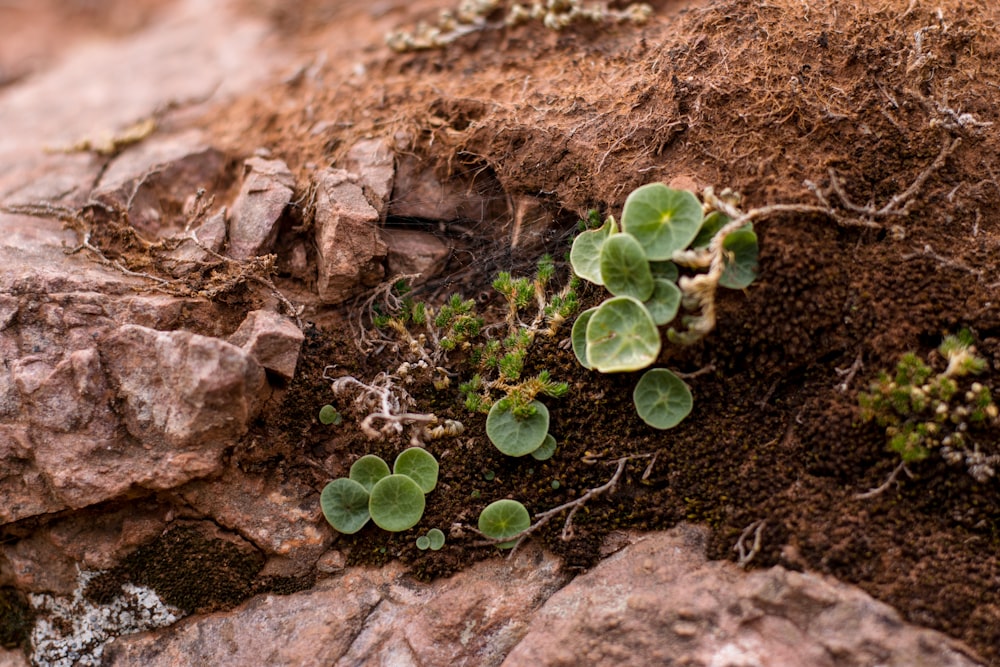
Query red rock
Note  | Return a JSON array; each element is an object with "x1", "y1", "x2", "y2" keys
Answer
[{"x1": 313, "y1": 168, "x2": 387, "y2": 304}]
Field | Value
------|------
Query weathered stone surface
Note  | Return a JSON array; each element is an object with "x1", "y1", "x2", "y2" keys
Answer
[
  {"x1": 177, "y1": 469, "x2": 330, "y2": 573},
  {"x1": 384, "y1": 228, "x2": 450, "y2": 283},
  {"x1": 101, "y1": 325, "x2": 265, "y2": 451},
  {"x1": 0, "y1": 502, "x2": 169, "y2": 595},
  {"x1": 103, "y1": 544, "x2": 567, "y2": 667},
  {"x1": 228, "y1": 310, "x2": 304, "y2": 380},
  {"x1": 389, "y1": 154, "x2": 504, "y2": 223},
  {"x1": 100, "y1": 527, "x2": 983, "y2": 667},
  {"x1": 92, "y1": 131, "x2": 226, "y2": 233},
  {"x1": 345, "y1": 138, "x2": 395, "y2": 220},
  {"x1": 313, "y1": 168, "x2": 387, "y2": 304},
  {"x1": 504, "y1": 527, "x2": 982, "y2": 667},
  {"x1": 0, "y1": 648, "x2": 28, "y2": 667},
  {"x1": 163, "y1": 209, "x2": 228, "y2": 276},
  {"x1": 227, "y1": 156, "x2": 295, "y2": 260}
]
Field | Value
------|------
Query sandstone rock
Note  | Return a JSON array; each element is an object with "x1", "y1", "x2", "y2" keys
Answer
[
  {"x1": 100, "y1": 526, "x2": 983, "y2": 667},
  {"x1": 163, "y1": 209, "x2": 227, "y2": 276},
  {"x1": 0, "y1": 503, "x2": 169, "y2": 595},
  {"x1": 509, "y1": 194, "x2": 555, "y2": 250},
  {"x1": 92, "y1": 131, "x2": 226, "y2": 233},
  {"x1": 384, "y1": 228, "x2": 450, "y2": 283},
  {"x1": 101, "y1": 324, "x2": 265, "y2": 451},
  {"x1": 504, "y1": 526, "x2": 982, "y2": 667},
  {"x1": 345, "y1": 138, "x2": 395, "y2": 220},
  {"x1": 313, "y1": 168, "x2": 387, "y2": 304},
  {"x1": 228, "y1": 310, "x2": 304, "y2": 380},
  {"x1": 177, "y1": 469, "x2": 330, "y2": 573},
  {"x1": 0, "y1": 648, "x2": 28, "y2": 667},
  {"x1": 227, "y1": 156, "x2": 295, "y2": 260},
  {"x1": 389, "y1": 155, "x2": 505, "y2": 224}
]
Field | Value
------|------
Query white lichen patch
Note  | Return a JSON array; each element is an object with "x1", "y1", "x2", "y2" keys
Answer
[{"x1": 29, "y1": 570, "x2": 183, "y2": 667}]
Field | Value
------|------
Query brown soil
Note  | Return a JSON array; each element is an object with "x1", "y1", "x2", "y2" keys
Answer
[{"x1": 12, "y1": 0, "x2": 1000, "y2": 662}]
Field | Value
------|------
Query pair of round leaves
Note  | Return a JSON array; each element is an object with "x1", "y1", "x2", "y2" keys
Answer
[
  {"x1": 320, "y1": 447, "x2": 439, "y2": 534},
  {"x1": 478, "y1": 499, "x2": 530, "y2": 549},
  {"x1": 416, "y1": 528, "x2": 446, "y2": 551}
]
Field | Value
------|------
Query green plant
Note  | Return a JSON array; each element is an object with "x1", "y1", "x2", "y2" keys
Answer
[
  {"x1": 416, "y1": 528, "x2": 446, "y2": 551},
  {"x1": 318, "y1": 404, "x2": 342, "y2": 425},
  {"x1": 458, "y1": 255, "x2": 576, "y2": 458},
  {"x1": 858, "y1": 331, "x2": 999, "y2": 482},
  {"x1": 569, "y1": 183, "x2": 759, "y2": 429},
  {"x1": 321, "y1": 447, "x2": 439, "y2": 534},
  {"x1": 478, "y1": 499, "x2": 531, "y2": 549},
  {"x1": 531, "y1": 433, "x2": 558, "y2": 461}
]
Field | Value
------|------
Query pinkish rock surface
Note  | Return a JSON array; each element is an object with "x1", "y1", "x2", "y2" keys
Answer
[
  {"x1": 313, "y1": 168, "x2": 387, "y2": 304},
  {"x1": 228, "y1": 309, "x2": 305, "y2": 380},
  {"x1": 384, "y1": 228, "x2": 451, "y2": 282},
  {"x1": 227, "y1": 156, "x2": 295, "y2": 260},
  {"x1": 100, "y1": 527, "x2": 982, "y2": 667}
]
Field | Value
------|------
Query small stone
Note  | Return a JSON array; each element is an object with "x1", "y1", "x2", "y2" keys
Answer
[
  {"x1": 384, "y1": 229, "x2": 450, "y2": 283},
  {"x1": 227, "y1": 157, "x2": 295, "y2": 260},
  {"x1": 228, "y1": 310, "x2": 304, "y2": 380},
  {"x1": 313, "y1": 168, "x2": 387, "y2": 304},
  {"x1": 316, "y1": 550, "x2": 346, "y2": 574},
  {"x1": 164, "y1": 209, "x2": 227, "y2": 276},
  {"x1": 344, "y1": 138, "x2": 395, "y2": 220}
]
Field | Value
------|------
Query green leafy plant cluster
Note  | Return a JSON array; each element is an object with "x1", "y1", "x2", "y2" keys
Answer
[
  {"x1": 457, "y1": 256, "x2": 578, "y2": 458},
  {"x1": 321, "y1": 447, "x2": 439, "y2": 534},
  {"x1": 859, "y1": 331, "x2": 999, "y2": 482},
  {"x1": 569, "y1": 183, "x2": 759, "y2": 429}
]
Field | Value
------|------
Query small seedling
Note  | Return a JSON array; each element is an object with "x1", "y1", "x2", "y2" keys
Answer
[
  {"x1": 478, "y1": 499, "x2": 531, "y2": 549},
  {"x1": 369, "y1": 474, "x2": 426, "y2": 532},
  {"x1": 350, "y1": 455, "x2": 391, "y2": 492},
  {"x1": 569, "y1": 183, "x2": 759, "y2": 429},
  {"x1": 319, "y1": 404, "x2": 342, "y2": 425}
]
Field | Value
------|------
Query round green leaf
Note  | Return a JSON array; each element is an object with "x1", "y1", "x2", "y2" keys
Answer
[
  {"x1": 485, "y1": 400, "x2": 550, "y2": 456},
  {"x1": 599, "y1": 233, "x2": 654, "y2": 300},
  {"x1": 349, "y1": 455, "x2": 390, "y2": 493},
  {"x1": 621, "y1": 184, "x2": 703, "y2": 260},
  {"x1": 530, "y1": 434, "x2": 558, "y2": 461},
  {"x1": 571, "y1": 308, "x2": 598, "y2": 369},
  {"x1": 632, "y1": 368, "x2": 693, "y2": 430},
  {"x1": 586, "y1": 296, "x2": 661, "y2": 373},
  {"x1": 416, "y1": 535, "x2": 431, "y2": 550},
  {"x1": 643, "y1": 279, "x2": 682, "y2": 326},
  {"x1": 719, "y1": 228, "x2": 759, "y2": 289},
  {"x1": 369, "y1": 474, "x2": 426, "y2": 532},
  {"x1": 649, "y1": 261, "x2": 679, "y2": 282},
  {"x1": 320, "y1": 478, "x2": 371, "y2": 535},
  {"x1": 426, "y1": 528, "x2": 446, "y2": 550},
  {"x1": 318, "y1": 404, "x2": 342, "y2": 425},
  {"x1": 393, "y1": 447, "x2": 439, "y2": 494},
  {"x1": 478, "y1": 499, "x2": 530, "y2": 548},
  {"x1": 691, "y1": 211, "x2": 730, "y2": 249},
  {"x1": 570, "y1": 215, "x2": 617, "y2": 285}
]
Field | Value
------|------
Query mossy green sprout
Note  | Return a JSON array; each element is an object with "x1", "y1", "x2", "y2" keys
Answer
[
  {"x1": 416, "y1": 528, "x2": 446, "y2": 551},
  {"x1": 569, "y1": 183, "x2": 759, "y2": 429},
  {"x1": 858, "y1": 330, "x2": 999, "y2": 483},
  {"x1": 321, "y1": 447, "x2": 439, "y2": 534},
  {"x1": 318, "y1": 404, "x2": 342, "y2": 425}
]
